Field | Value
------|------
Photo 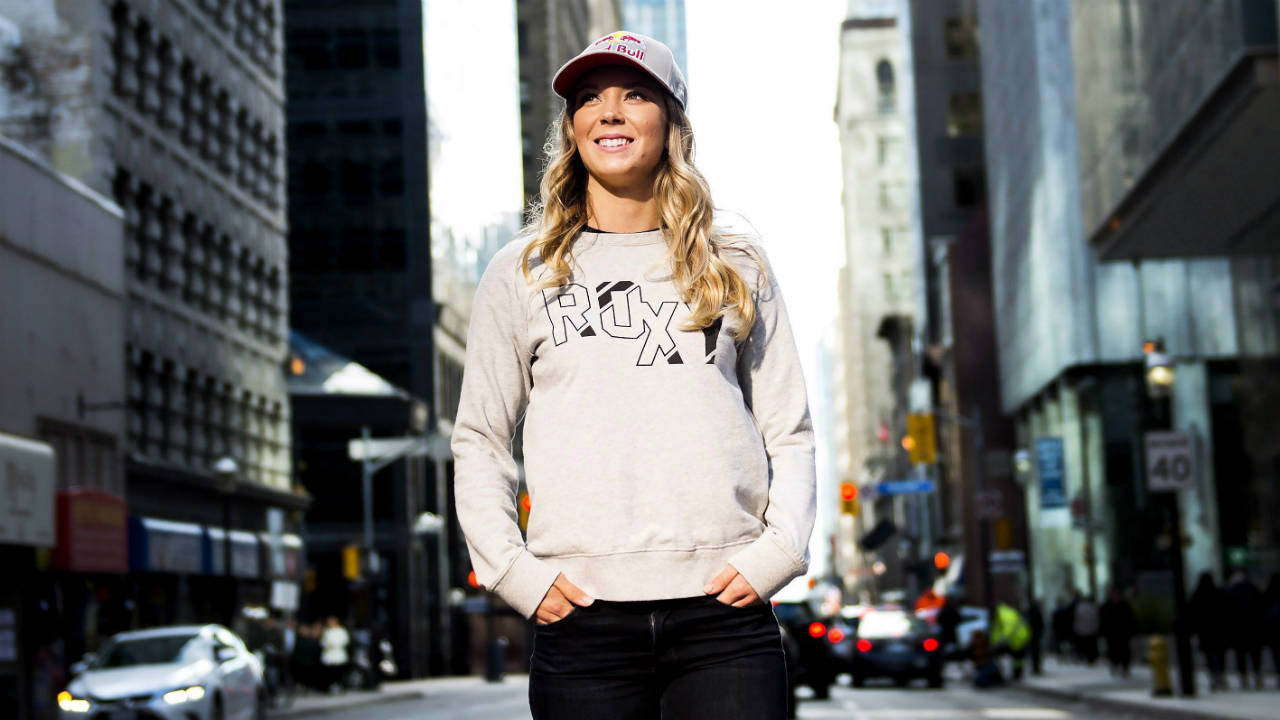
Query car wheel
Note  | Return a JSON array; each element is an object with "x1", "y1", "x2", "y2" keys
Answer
[
  {"x1": 893, "y1": 674, "x2": 910, "y2": 687},
  {"x1": 927, "y1": 672, "x2": 944, "y2": 689},
  {"x1": 811, "y1": 683, "x2": 830, "y2": 700},
  {"x1": 851, "y1": 673, "x2": 865, "y2": 688},
  {"x1": 209, "y1": 694, "x2": 225, "y2": 720}
]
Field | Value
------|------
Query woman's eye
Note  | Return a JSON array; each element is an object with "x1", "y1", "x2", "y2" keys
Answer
[
  {"x1": 578, "y1": 92, "x2": 599, "y2": 104},
  {"x1": 627, "y1": 90, "x2": 648, "y2": 100}
]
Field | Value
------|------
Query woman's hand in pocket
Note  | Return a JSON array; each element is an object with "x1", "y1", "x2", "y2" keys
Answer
[
  {"x1": 534, "y1": 573, "x2": 594, "y2": 625},
  {"x1": 704, "y1": 565, "x2": 762, "y2": 607}
]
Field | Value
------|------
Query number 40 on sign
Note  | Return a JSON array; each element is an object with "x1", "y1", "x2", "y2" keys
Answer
[{"x1": 1145, "y1": 431, "x2": 1195, "y2": 492}]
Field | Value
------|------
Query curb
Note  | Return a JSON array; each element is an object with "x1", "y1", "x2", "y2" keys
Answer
[
  {"x1": 267, "y1": 690, "x2": 426, "y2": 719},
  {"x1": 1012, "y1": 682, "x2": 1244, "y2": 720}
]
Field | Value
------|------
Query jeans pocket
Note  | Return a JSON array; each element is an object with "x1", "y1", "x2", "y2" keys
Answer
[{"x1": 535, "y1": 603, "x2": 590, "y2": 630}]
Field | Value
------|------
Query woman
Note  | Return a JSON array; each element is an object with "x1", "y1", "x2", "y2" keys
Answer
[
  {"x1": 1099, "y1": 586, "x2": 1136, "y2": 677},
  {"x1": 452, "y1": 31, "x2": 814, "y2": 719}
]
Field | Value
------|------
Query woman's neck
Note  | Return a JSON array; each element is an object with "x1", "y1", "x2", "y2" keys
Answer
[{"x1": 585, "y1": 176, "x2": 661, "y2": 233}]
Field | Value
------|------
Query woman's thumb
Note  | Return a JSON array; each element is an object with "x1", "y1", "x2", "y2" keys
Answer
[{"x1": 557, "y1": 575, "x2": 594, "y2": 606}]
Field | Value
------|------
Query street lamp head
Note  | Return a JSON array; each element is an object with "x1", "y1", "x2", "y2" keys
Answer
[
  {"x1": 1144, "y1": 350, "x2": 1175, "y2": 399},
  {"x1": 213, "y1": 456, "x2": 240, "y2": 477},
  {"x1": 212, "y1": 456, "x2": 240, "y2": 494}
]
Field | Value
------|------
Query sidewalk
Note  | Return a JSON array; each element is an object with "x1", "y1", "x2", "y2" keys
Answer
[
  {"x1": 1012, "y1": 658, "x2": 1280, "y2": 720},
  {"x1": 267, "y1": 676, "x2": 526, "y2": 719}
]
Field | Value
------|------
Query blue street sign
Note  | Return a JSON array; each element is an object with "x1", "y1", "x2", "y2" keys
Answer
[
  {"x1": 877, "y1": 479, "x2": 936, "y2": 495},
  {"x1": 1035, "y1": 437, "x2": 1067, "y2": 510}
]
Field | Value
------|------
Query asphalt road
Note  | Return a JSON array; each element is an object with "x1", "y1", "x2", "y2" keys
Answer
[{"x1": 293, "y1": 675, "x2": 1165, "y2": 720}]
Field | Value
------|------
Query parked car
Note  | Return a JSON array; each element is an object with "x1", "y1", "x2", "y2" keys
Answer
[
  {"x1": 59, "y1": 624, "x2": 265, "y2": 720},
  {"x1": 772, "y1": 600, "x2": 848, "y2": 699},
  {"x1": 851, "y1": 609, "x2": 944, "y2": 688}
]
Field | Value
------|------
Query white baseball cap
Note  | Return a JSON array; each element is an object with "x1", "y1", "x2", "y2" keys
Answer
[{"x1": 553, "y1": 31, "x2": 687, "y2": 108}]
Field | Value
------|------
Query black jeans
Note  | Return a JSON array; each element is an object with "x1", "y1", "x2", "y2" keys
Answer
[{"x1": 529, "y1": 595, "x2": 787, "y2": 720}]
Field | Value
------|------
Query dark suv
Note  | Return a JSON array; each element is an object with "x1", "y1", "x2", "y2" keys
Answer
[{"x1": 771, "y1": 600, "x2": 849, "y2": 699}]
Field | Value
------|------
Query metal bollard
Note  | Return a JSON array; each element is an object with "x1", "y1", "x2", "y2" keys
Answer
[
  {"x1": 485, "y1": 636, "x2": 509, "y2": 683},
  {"x1": 1148, "y1": 635, "x2": 1172, "y2": 697}
]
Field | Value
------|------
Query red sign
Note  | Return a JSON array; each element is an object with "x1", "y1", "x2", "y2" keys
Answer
[{"x1": 53, "y1": 488, "x2": 127, "y2": 573}]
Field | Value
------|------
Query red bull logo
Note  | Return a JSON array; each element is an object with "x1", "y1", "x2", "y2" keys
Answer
[{"x1": 592, "y1": 31, "x2": 646, "y2": 60}]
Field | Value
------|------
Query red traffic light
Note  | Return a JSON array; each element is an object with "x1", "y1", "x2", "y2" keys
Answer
[
  {"x1": 840, "y1": 482, "x2": 858, "y2": 501},
  {"x1": 923, "y1": 638, "x2": 940, "y2": 652}
]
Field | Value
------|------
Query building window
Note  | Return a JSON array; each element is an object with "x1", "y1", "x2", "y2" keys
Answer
[
  {"x1": 944, "y1": 18, "x2": 979, "y2": 59},
  {"x1": 953, "y1": 167, "x2": 985, "y2": 208},
  {"x1": 947, "y1": 92, "x2": 983, "y2": 137},
  {"x1": 876, "y1": 60, "x2": 895, "y2": 115},
  {"x1": 883, "y1": 272, "x2": 895, "y2": 301},
  {"x1": 876, "y1": 136, "x2": 902, "y2": 167},
  {"x1": 878, "y1": 181, "x2": 906, "y2": 212}
]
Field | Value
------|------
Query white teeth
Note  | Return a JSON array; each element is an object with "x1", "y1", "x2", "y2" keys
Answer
[{"x1": 598, "y1": 138, "x2": 630, "y2": 148}]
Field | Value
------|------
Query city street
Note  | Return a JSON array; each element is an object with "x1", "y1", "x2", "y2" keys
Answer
[{"x1": 280, "y1": 675, "x2": 1163, "y2": 720}]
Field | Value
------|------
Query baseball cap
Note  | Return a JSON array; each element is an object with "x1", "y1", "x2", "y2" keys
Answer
[{"x1": 553, "y1": 31, "x2": 688, "y2": 108}]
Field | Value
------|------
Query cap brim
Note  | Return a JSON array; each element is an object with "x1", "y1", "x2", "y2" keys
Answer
[{"x1": 552, "y1": 52, "x2": 675, "y2": 105}]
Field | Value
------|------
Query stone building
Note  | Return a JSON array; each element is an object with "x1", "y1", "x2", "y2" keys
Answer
[
  {"x1": 832, "y1": 2, "x2": 921, "y2": 599},
  {"x1": 0, "y1": 0, "x2": 301, "y2": 637}
]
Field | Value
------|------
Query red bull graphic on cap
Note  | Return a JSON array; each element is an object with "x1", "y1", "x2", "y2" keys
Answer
[{"x1": 592, "y1": 31, "x2": 646, "y2": 61}]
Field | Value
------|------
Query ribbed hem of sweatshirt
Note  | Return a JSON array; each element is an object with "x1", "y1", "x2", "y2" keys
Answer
[
  {"x1": 539, "y1": 540, "x2": 760, "y2": 606},
  {"x1": 726, "y1": 534, "x2": 808, "y2": 602},
  {"x1": 492, "y1": 549, "x2": 562, "y2": 619}
]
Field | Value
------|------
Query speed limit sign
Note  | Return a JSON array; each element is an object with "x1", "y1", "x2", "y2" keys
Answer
[{"x1": 1145, "y1": 431, "x2": 1195, "y2": 492}]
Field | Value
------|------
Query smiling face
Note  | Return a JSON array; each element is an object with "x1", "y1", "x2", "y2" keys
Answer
[{"x1": 571, "y1": 66, "x2": 669, "y2": 194}]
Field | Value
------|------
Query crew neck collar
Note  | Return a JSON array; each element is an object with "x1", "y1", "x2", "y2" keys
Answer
[{"x1": 581, "y1": 226, "x2": 665, "y2": 246}]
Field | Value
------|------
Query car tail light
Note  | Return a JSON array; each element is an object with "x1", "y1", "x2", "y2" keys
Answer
[
  {"x1": 856, "y1": 639, "x2": 872, "y2": 653},
  {"x1": 808, "y1": 622, "x2": 826, "y2": 638},
  {"x1": 827, "y1": 628, "x2": 845, "y2": 643},
  {"x1": 923, "y1": 638, "x2": 939, "y2": 652}
]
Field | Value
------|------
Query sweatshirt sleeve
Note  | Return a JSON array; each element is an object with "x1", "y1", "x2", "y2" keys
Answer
[
  {"x1": 725, "y1": 251, "x2": 817, "y2": 600},
  {"x1": 451, "y1": 244, "x2": 561, "y2": 619}
]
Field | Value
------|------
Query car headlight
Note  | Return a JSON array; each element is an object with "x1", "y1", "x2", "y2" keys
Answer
[
  {"x1": 57, "y1": 691, "x2": 92, "y2": 713},
  {"x1": 162, "y1": 686, "x2": 206, "y2": 705}
]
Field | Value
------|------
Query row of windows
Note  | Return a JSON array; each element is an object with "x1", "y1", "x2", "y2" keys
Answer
[
  {"x1": 114, "y1": 170, "x2": 286, "y2": 343},
  {"x1": 110, "y1": 4, "x2": 281, "y2": 208},
  {"x1": 191, "y1": 0, "x2": 280, "y2": 76},
  {"x1": 127, "y1": 350, "x2": 288, "y2": 488},
  {"x1": 286, "y1": 26, "x2": 402, "y2": 73},
  {"x1": 39, "y1": 420, "x2": 122, "y2": 496},
  {"x1": 289, "y1": 228, "x2": 408, "y2": 273}
]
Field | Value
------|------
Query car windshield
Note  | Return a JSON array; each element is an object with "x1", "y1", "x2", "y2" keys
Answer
[
  {"x1": 857, "y1": 612, "x2": 928, "y2": 639},
  {"x1": 93, "y1": 634, "x2": 206, "y2": 668}
]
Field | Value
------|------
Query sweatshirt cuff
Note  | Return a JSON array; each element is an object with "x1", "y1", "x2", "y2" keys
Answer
[
  {"x1": 727, "y1": 534, "x2": 806, "y2": 602},
  {"x1": 492, "y1": 549, "x2": 562, "y2": 619}
]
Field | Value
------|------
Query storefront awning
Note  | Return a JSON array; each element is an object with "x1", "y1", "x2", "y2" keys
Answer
[
  {"x1": 206, "y1": 527, "x2": 262, "y2": 579},
  {"x1": 0, "y1": 431, "x2": 55, "y2": 548},
  {"x1": 128, "y1": 516, "x2": 204, "y2": 574}
]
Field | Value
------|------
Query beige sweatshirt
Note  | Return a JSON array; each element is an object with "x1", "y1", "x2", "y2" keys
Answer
[{"x1": 451, "y1": 230, "x2": 816, "y2": 619}]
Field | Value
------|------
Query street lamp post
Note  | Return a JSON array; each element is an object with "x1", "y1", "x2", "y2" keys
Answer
[
  {"x1": 1143, "y1": 340, "x2": 1195, "y2": 697},
  {"x1": 213, "y1": 456, "x2": 240, "y2": 625}
]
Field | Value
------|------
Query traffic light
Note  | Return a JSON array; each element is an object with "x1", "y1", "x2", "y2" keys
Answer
[
  {"x1": 839, "y1": 482, "x2": 859, "y2": 515},
  {"x1": 905, "y1": 413, "x2": 937, "y2": 464},
  {"x1": 518, "y1": 491, "x2": 531, "y2": 533},
  {"x1": 342, "y1": 544, "x2": 361, "y2": 580}
]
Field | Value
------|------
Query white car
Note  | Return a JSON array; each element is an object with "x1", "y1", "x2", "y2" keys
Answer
[{"x1": 58, "y1": 624, "x2": 264, "y2": 720}]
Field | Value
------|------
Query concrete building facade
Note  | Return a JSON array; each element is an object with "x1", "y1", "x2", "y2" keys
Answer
[
  {"x1": 0, "y1": 135, "x2": 126, "y2": 720},
  {"x1": 0, "y1": 0, "x2": 301, "y2": 646},
  {"x1": 977, "y1": 0, "x2": 1279, "y2": 610}
]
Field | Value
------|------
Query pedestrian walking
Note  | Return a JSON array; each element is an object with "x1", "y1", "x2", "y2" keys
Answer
[
  {"x1": 1264, "y1": 573, "x2": 1280, "y2": 690},
  {"x1": 1026, "y1": 597, "x2": 1045, "y2": 676},
  {"x1": 1051, "y1": 594, "x2": 1076, "y2": 662},
  {"x1": 1224, "y1": 569, "x2": 1264, "y2": 690},
  {"x1": 452, "y1": 30, "x2": 815, "y2": 720},
  {"x1": 320, "y1": 616, "x2": 350, "y2": 694},
  {"x1": 1099, "y1": 586, "x2": 1137, "y2": 677},
  {"x1": 1073, "y1": 592, "x2": 1101, "y2": 664},
  {"x1": 937, "y1": 594, "x2": 962, "y2": 660},
  {"x1": 1188, "y1": 572, "x2": 1228, "y2": 691}
]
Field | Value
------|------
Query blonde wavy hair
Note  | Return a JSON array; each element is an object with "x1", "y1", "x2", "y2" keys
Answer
[{"x1": 519, "y1": 93, "x2": 764, "y2": 340}]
